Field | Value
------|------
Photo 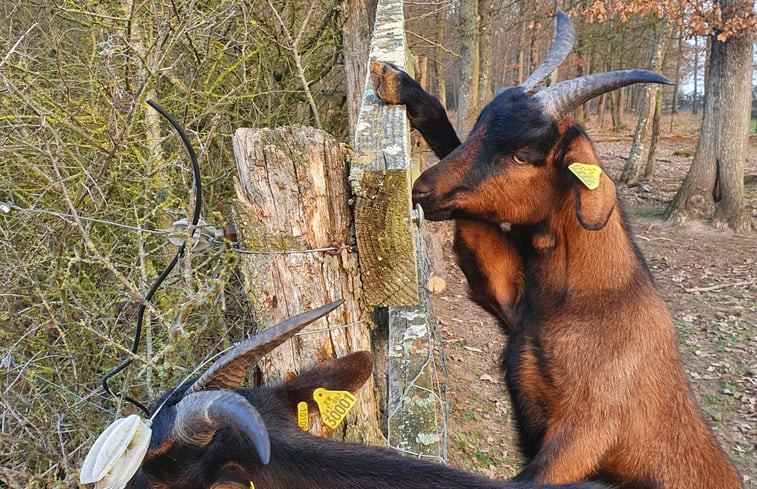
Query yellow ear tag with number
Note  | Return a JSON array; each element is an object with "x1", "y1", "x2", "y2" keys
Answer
[
  {"x1": 313, "y1": 388, "x2": 357, "y2": 429},
  {"x1": 568, "y1": 163, "x2": 602, "y2": 190},
  {"x1": 297, "y1": 401, "x2": 309, "y2": 432}
]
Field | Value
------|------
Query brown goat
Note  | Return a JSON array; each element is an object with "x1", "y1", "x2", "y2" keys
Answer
[
  {"x1": 370, "y1": 11, "x2": 742, "y2": 489},
  {"x1": 111, "y1": 302, "x2": 611, "y2": 489}
]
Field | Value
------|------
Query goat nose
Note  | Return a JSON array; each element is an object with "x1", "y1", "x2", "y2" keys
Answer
[{"x1": 412, "y1": 178, "x2": 434, "y2": 203}]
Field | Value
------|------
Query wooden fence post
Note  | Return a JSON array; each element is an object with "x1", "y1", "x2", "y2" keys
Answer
[
  {"x1": 351, "y1": 0, "x2": 419, "y2": 309},
  {"x1": 351, "y1": 0, "x2": 447, "y2": 462},
  {"x1": 232, "y1": 126, "x2": 381, "y2": 444},
  {"x1": 232, "y1": 0, "x2": 448, "y2": 461}
]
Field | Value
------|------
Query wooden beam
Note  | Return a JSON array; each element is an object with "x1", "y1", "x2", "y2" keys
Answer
[
  {"x1": 351, "y1": 0, "x2": 420, "y2": 308},
  {"x1": 351, "y1": 0, "x2": 446, "y2": 462},
  {"x1": 386, "y1": 302, "x2": 443, "y2": 458}
]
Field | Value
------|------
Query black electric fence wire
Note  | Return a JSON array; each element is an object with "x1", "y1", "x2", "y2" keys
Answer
[{"x1": 100, "y1": 100, "x2": 202, "y2": 416}]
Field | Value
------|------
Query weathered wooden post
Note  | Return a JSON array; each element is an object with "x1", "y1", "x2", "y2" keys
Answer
[
  {"x1": 233, "y1": 126, "x2": 381, "y2": 443},
  {"x1": 350, "y1": 0, "x2": 447, "y2": 461},
  {"x1": 232, "y1": 0, "x2": 447, "y2": 460}
]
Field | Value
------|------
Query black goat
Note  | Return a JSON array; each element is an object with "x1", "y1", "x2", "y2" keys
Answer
[
  {"x1": 370, "y1": 11, "x2": 742, "y2": 489},
  {"x1": 112, "y1": 302, "x2": 609, "y2": 489}
]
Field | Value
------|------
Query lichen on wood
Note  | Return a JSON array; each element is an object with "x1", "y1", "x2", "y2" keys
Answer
[
  {"x1": 349, "y1": 0, "x2": 447, "y2": 463},
  {"x1": 350, "y1": 0, "x2": 420, "y2": 308},
  {"x1": 233, "y1": 125, "x2": 381, "y2": 444}
]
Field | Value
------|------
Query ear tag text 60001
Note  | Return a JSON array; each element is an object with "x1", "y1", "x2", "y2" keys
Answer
[
  {"x1": 297, "y1": 401, "x2": 309, "y2": 431},
  {"x1": 568, "y1": 163, "x2": 602, "y2": 190},
  {"x1": 313, "y1": 387, "x2": 356, "y2": 429}
]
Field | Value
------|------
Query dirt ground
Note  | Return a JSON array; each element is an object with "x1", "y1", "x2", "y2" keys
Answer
[{"x1": 431, "y1": 116, "x2": 757, "y2": 487}]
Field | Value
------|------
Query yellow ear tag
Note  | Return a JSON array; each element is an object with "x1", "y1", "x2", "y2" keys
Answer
[
  {"x1": 297, "y1": 401, "x2": 309, "y2": 432},
  {"x1": 313, "y1": 387, "x2": 357, "y2": 429},
  {"x1": 249, "y1": 482, "x2": 255, "y2": 489},
  {"x1": 568, "y1": 163, "x2": 602, "y2": 190}
]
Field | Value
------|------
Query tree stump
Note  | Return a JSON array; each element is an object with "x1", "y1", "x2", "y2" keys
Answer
[{"x1": 233, "y1": 126, "x2": 381, "y2": 444}]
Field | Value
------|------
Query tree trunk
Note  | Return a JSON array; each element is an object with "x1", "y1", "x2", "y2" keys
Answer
[
  {"x1": 517, "y1": 5, "x2": 528, "y2": 85},
  {"x1": 340, "y1": 0, "x2": 378, "y2": 140},
  {"x1": 610, "y1": 89, "x2": 623, "y2": 132},
  {"x1": 233, "y1": 126, "x2": 382, "y2": 443},
  {"x1": 574, "y1": 40, "x2": 586, "y2": 126},
  {"x1": 597, "y1": 92, "x2": 607, "y2": 128},
  {"x1": 671, "y1": 27, "x2": 682, "y2": 117},
  {"x1": 666, "y1": 0, "x2": 754, "y2": 232},
  {"x1": 711, "y1": 14, "x2": 753, "y2": 232},
  {"x1": 477, "y1": 0, "x2": 494, "y2": 108},
  {"x1": 619, "y1": 18, "x2": 672, "y2": 185},
  {"x1": 693, "y1": 35, "x2": 700, "y2": 115},
  {"x1": 456, "y1": 0, "x2": 479, "y2": 135},
  {"x1": 433, "y1": 5, "x2": 447, "y2": 107},
  {"x1": 644, "y1": 85, "x2": 663, "y2": 179}
]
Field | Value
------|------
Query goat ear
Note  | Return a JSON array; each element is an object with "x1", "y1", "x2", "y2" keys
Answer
[
  {"x1": 569, "y1": 163, "x2": 616, "y2": 230},
  {"x1": 276, "y1": 352, "x2": 373, "y2": 415},
  {"x1": 559, "y1": 128, "x2": 617, "y2": 230}
]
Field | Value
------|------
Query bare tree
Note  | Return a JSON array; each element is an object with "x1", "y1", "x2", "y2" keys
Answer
[
  {"x1": 340, "y1": 0, "x2": 377, "y2": 138},
  {"x1": 620, "y1": 16, "x2": 674, "y2": 185},
  {"x1": 666, "y1": 0, "x2": 754, "y2": 232},
  {"x1": 478, "y1": 0, "x2": 494, "y2": 107},
  {"x1": 456, "y1": 0, "x2": 479, "y2": 135}
]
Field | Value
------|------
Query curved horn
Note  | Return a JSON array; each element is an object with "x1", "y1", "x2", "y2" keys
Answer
[
  {"x1": 172, "y1": 390, "x2": 271, "y2": 464},
  {"x1": 534, "y1": 70, "x2": 672, "y2": 120},
  {"x1": 521, "y1": 11, "x2": 575, "y2": 93},
  {"x1": 186, "y1": 300, "x2": 344, "y2": 394}
]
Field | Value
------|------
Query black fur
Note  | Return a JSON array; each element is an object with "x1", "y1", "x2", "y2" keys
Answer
[{"x1": 128, "y1": 356, "x2": 610, "y2": 489}]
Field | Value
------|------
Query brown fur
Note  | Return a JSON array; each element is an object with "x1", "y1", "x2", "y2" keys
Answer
[
  {"x1": 370, "y1": 59, "x2": 741, "y2": 488},
  {"x1": 453, "y1": 220, "x2": 524, "y2": 329},
  {"x1": 442, "y1": 123, "x2": 743, "y2": 488}
]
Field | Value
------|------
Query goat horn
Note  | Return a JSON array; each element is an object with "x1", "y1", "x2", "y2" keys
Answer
[
  {"x1": 172, "y1": 390, "x2": 271, "y2": 464},
  {"x1": 185, "y1": 300, "x2": 344, "y2": 394},
  {"x1": 534, "y1": 70, "x2": 672, "y2": 120},
  {"x1": 521, "y1": 11, "x2": 575, "y2": 94}
]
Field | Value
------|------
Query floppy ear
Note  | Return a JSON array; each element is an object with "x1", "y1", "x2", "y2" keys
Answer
[
  {"x1": 572, "y1": 167, "x2": 616, "y2": 230},
  {"x1": 276, "y1": 352, "x2": 373, "y2": 415},
  {"x1": 562, "y1": 136, "x2": 616, "y2": 231}
]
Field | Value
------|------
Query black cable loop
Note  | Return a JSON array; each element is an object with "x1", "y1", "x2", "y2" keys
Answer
[{"x1": 101, "y1": 99, "x2": 202, "y2": 416}]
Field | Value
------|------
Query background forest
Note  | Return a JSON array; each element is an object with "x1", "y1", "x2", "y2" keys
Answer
[{"x1": 0, "y1": 0, "x2": 754, "y2": 487}]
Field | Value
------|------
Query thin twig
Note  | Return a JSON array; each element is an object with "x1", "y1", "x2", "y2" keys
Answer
[
  {"x1": 0, "y1": 23, "x2": 37, "y2": 70},
  {"x1": 46, "y1": 150, "x2": 161, "y2": 316},
  {"x1": 683, "y1": 280, "x2": 756, "y2": 293},
  {"x1": 636, "y1": 235, "x2": 674, "y2": 242},
  {"x1": 266, "y1": 0, "x2": 322, "y2": 129},
  {"x1": 405, "y1": 30, "x2": 460, "y2": 57}
]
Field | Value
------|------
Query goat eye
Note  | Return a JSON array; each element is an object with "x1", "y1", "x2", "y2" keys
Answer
[{"x1": 512, "y1": 154, "x2": 528, "y2": 165}]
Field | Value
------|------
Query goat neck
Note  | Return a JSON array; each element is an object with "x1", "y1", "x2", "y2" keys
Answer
[{"x1": 520, "y1": 121, "x2": 646, "y2": 302}]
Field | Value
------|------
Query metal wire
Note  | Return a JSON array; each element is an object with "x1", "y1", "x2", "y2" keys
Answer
[
  {"x1": 3, "y1": 203, "x2": 167, "y2": 235},
  {"x1": 1, "y1": 203, "x2": 351, "y2": 256},
  {"x1": 384, "y1": 220, "x2": 450, "y2": 464}
]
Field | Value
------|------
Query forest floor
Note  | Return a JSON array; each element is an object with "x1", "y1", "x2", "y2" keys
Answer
[{"x1": 431, "y1": 114, "x2": 757, "y2": 487}]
